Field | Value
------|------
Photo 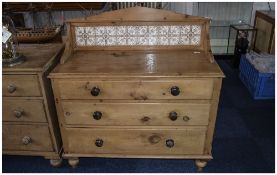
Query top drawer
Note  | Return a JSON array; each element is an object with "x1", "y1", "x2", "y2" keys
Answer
[
  {"x1": 3, "y1": 75, "x2": 41, "y2": 97},
  {"x1": 57, "y1": 79, "x2": 214, "y2": 100}
]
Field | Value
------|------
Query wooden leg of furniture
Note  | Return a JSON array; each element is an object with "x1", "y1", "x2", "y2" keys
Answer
[
  {"x1": 50, "y1": 158, "x2": 63, "y2": 167},
  {"x1": 68, "y1": 158, "x2": 79, "y2": 168},
  {"x1": 195, "y1": 159, "x2": 208, "y2": 171}
]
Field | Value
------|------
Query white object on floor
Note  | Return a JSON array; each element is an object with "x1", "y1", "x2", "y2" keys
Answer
[{"x1": 245, "y1": 51, "x2": 275, "y2": 74}]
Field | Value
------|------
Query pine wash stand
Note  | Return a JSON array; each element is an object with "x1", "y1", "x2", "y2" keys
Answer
[
  {"x1": 49, "y1": 7, "x2": 224, "y2": 170},
  {"x1": 3, "y1": 44, "x2": 64, "y2": 166}
]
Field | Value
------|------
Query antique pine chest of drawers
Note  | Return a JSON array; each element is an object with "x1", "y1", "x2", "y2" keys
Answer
[
  {"x1": 3, "y1": 44, "x2": 64, "y2": 167},
  {"x1": 49, "y1": 7, "x2": 224, "y2": 170}
]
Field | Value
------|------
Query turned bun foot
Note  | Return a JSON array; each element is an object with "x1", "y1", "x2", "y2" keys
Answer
[
  {"x1": 195, "y1": 159, "x2": 207, "y2": 171},
  {"x1": 68, "y1": 158, "x2": 79, "y2": 168},
  {"x1": 50, "y1": 158, "x2": 63, "y2": 167}
]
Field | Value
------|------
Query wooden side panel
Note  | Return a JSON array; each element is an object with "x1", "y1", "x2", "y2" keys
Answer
[
  {"x1": 65, "y1": 127, "x2": 206, "y2": 155},
  {"x1": 270, "y1": 32, "x2": 275, "y2": 54},
  {"x1": 38, "y1": 45, "x2": 64, "y2": 153},
  {"x1": 3, "y1": 124, "x2": 53, "y2": 152},
  {"x1": 58, "y1": 79, "x2": 214, "y2": 100},
  {"x1": 204, "y1": 78, "x2": 222, "y2": 155},
  {"x1": 3, "y1": 99, "x2": 47, "y2": 123},
  {"x1": 62, "y1": 101, "x2": 210, "y2": 126},
  {"x1": 51, "y1": 79, "x2": 70, "y2": 152},
  {"x1": 3, "y1": 75, "x2": 41, "y2": 97}
]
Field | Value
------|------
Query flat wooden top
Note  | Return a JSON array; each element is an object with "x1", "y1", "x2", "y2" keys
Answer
[
  {"x1": 257, "y1": 10, "x2": 275, "y2": 20},
  {"x1": 50, "y1": 50, "x2": 224, "y2": 78},
  {"x1": 3, "y1": 43, "x2": 64, "y2": 72}
]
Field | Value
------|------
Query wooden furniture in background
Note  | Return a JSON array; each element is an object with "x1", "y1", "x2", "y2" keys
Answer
[
  {"x1": 3, "y1": 2, "x2": 107, "y2": 44},
  {"x1": 253, "y1": 10, "x2": 275, "y2": 54},
  {"x1": 49, "y1": 7, "x2": 224, "y2": 170},
  {"x1": 3, "y1": 44, "x2": 64, "y2": 167},
  {"x1": 3, "y1": 2, "x2": 106, "y2": 12}
]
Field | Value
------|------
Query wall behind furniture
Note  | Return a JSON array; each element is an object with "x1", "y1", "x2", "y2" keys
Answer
[
  {"x1": 18, "y1": 2, "x2": 275, "y2": 54},
  {"x1": 170, "y1": 2, "x2": 274, "y2": 54}
]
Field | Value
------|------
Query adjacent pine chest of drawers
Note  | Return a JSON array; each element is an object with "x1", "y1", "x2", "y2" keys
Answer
[
  {"x1": 3, "y1": 44, "x2": 64, "y2": 167},
  {"x1": 49, "y1": 7, "x2": 224, "y2": 170}
]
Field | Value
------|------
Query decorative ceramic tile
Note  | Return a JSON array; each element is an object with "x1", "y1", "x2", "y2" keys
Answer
[
  {"x1": 96, "y1": 37, "x2": 106, "y2": 46},
  {"x1": 180, "y1": 35, "x2": 190, "y2": 45},
  {"x1": 170, "y1": 26, "x2": 180, "y2": 35},
  {"x1": 149, "y1": 37, "x2": 158, "y2": 45},
  {"x1": 159, "y1": 26, "x2": 169, "y2": 35},
  {"x1": 160, "y1": 36, "x2": 169, "y2": 45},
  {"x1": 117, "y1": 26, "x2": 126, "y2": 35},
  {"x1": 106, "y1": 26, "x2": 116, "y2": 35},
  {"x1": 180, "y1": 26, "x2": 190, "y2": 34},
  {"x1": 137, "y1": 37, "x2": 148, "y2": 45},
  {"x1": 107, "y1": 37, "x2": 117, "y2": 45},
  {"x1": 169, "y1": 37, "x2": 179, "y2": 45},
  {"x1": 192, "y1": 25, "x2": 201, "y2": 34},
  {"x1": 128, "y1": 26, "x2": 137, "y2": 35},
  {"x1": 75, "y1": 25, "x2": 201, "y2": 46},
  {"x1": 117, "y1": 37, "x2": 127, "y2": 45},
  {"x1": 127, "y1": 37, "x2": 137, "y2": 45},
  {"x1": 191, "y1": 35, "x2": 201, "y2": 45},
  {"x1": 149, "y1": 26, "x2": 158, "y2": 35}
]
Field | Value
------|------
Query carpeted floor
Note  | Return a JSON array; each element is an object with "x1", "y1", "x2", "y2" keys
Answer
[{"x1": 2, "y1": 60, "x2": 275, "y2": 173}]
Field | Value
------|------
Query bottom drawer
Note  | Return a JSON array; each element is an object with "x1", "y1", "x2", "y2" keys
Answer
[
  {"x1": 3, "y1": 124, "x2": 53, "y2": 152},
  {"x1": 66, "y1": 127, "x2": 206, "y2": 155}
]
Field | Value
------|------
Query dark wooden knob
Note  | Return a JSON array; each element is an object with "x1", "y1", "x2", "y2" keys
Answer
[
  {"x1": 91, "y1": 87, "x2": 100, "y2": 96},
  {"x1": 166, "y1": 139, "x2": 174, "y2": 148},
  {"x1": 8, "y1": 84, "x2": 16, "y2": 93},
  {"x1": 93, "y1": 111, "x2": 102, "y2": 120},
  {"x1": 169, "y1": 111, "x2": 178, "y2": 121},
  {"x1": 22, "y1": 136, "x2": 32, "y2": 145},
  {"x1": 183, "y1": 115, "x2": 190, "y2": 122},
  {"x1": 95, "y1": 138, "x2": 103, "y2": 147},
  {"x1": 170, "y1": 86, "x2": 180, "y2": 96},
  {"x1": 14, "y1": 109, "x2": 24, "y2": 118}
]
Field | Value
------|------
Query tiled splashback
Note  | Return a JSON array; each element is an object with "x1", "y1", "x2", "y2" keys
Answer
[{"x1": 75, "y1": 25, "x2": 201, "y2": 46}]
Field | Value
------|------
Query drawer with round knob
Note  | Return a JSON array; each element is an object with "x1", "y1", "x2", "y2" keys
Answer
[
  {"x1": 62, "y1": 101, "x2": 210, "y2": 126},
  {"x1": 57, "y1": 79, "x2": 214, "y2": 100},
  {"x1": 65, "y1": 127, "x2": 206, "y2": 155},
  {"x1": 3, "y1": 124, "x2": 53, "y2": 152},
  {"x1": 3, "y1": 99, "x2": 47, "y2": 123},
  {"x1": 3, "y1": 75, "x2": 41, "y2": 97}
]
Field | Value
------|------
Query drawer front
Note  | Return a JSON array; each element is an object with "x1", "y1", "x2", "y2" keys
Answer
[
  {"x1": 62, "y1": 102, "x2": 210, "y2": 126},
  {"x1": 58, "y1": 80, "x2": 214, "y2": 100},
  {"x1": 66, "y1": 127, "x2": 206, "y2": 155},
  {"x1": 3, "y1": 99, "x2": 47, "y2": 123},
  {"x1": 3, "y1": 75, "x2": 41, "y2": 97},
  {"x1": 3, "y1": 124, "x2": 53, "y2": 152}
]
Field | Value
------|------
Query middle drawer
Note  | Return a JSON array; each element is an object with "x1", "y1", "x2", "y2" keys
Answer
[
  {"x1": 3, "y1": 99, "x2": 47, "y2": 123},
  {"x1": 62, "y1": 101, "x2": 210, "y2": 126}
]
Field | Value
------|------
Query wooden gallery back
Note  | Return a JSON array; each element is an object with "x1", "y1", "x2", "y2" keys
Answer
[{"x1": 49, "y1": 6, "x2": 224, "y2": 170}]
